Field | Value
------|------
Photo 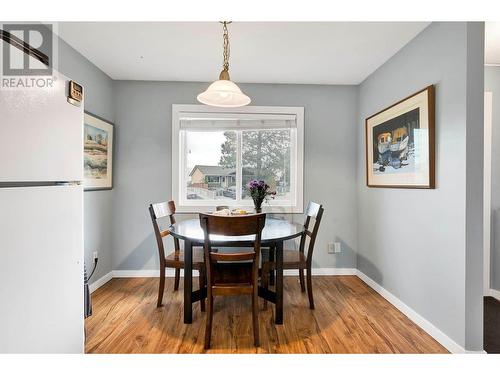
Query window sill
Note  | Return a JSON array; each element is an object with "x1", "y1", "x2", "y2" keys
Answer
[{"x1": 176, "y1": 203, "x2": 304, "y2": 214}]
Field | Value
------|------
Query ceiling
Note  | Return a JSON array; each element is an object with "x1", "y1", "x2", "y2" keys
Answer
[
  {"x1": 486, "y1": 22, "x2": 500, "y2": 65},
  {"x1": 56, "y1": 22, "x2": 430, "y2": 84}
]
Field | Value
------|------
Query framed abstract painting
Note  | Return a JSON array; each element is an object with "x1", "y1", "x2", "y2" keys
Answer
[
  {"x1": 365, "y1": 85, "x2": 435, "y2": 188},
  {"x1": 83, "y1": 112, "x2": 114, "y2": 190}
]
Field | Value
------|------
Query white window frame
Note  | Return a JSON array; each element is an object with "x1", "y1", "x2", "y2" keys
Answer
[{"x1": 172, "y1": 104, "x2": 304, "y2": 213}]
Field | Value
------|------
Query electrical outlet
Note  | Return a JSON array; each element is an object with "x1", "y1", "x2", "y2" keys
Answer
[
  {"x1": 327, "y1": 243, "x2": 335, "y2": 254},
  {"x1": 93, "y1": 251, "x2": 99, "y2": 260},
  {"x1": 334, "y1": 242, "x2": 342, "y2": 253}
]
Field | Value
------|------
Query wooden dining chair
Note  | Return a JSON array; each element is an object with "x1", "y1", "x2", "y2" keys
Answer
[
  {"x1": 149, "y1": 200, "x2": 206, "y2": 311},
  {"x1": 199, "y1": 212, "x2": 266, "y2": 349},
  {"x1": 262, "y1": 202, "x2": 324, "y2": 310}
]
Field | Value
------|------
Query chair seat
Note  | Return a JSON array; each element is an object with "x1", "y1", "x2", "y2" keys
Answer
[
  {"x1": 165, "y1": 248, "x2": 205, "y2": 269},
  {"x1": 262, "y1": 248, "x2": 307, "y2": 269}
]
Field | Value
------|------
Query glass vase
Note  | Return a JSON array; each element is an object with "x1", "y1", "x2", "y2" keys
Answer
[{"x1": 253, "y1": 197, "x2": 263, "y2": 213}]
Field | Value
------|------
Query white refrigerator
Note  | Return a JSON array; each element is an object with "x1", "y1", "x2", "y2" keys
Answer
[{"x1": 0, "y1": 72, "x2": 84, "y2": 353}]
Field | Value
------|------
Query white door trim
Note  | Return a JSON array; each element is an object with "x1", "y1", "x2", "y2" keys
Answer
[{"x1": 484, "y1": 91, "x2": 493, "y2": 295}]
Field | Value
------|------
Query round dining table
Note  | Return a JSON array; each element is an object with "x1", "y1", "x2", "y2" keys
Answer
[{"x1": 169, "y1": 217, "x2": 304, "y2": 325}]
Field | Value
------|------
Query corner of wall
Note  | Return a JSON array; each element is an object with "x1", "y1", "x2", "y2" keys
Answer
[
  {"x1": 464, "y1": 21, "x2": 485, "y2": 352},
  {"x1": 354, "y1": 83, "x2": 362, "y2": 271},
  {"x1": 56, "y1": 30, "x2": 117, "y2": 283}
]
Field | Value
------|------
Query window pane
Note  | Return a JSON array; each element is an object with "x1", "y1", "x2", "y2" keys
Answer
[
  {"x1": 185, "y1": 130, "x2": 236, "y2": 201},
  {"x1": 241, "y1": 129, "x2": 292, "y2": 201}
]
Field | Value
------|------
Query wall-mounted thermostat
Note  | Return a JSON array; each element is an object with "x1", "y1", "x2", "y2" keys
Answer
[{"x1": 68, "y1": 80, "x2": 83, "y2": 106}]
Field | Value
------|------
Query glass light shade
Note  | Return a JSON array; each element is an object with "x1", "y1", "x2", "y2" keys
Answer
[{"x1": 197, "y1": 80, "x2": 251, "y2": 107}]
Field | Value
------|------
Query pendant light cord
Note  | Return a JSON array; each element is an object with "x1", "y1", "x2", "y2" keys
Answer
[{"x1": 222, "y1": 21, "x2": 230, "y2": 72}]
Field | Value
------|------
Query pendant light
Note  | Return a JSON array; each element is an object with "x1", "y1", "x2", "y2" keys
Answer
[{"x1": 197, "y1": 21, "x2": 251, "y2": 107}]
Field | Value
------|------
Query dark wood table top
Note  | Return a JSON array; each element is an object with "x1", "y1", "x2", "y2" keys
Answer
[{"x1": 169, "y1": 217, "x2": 304, "y2": 244}]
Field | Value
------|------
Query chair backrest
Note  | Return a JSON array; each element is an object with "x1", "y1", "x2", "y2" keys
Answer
[
  {"x1": 150, "y1": 201, "x2": 176, "y2": 223},
  {"x1": 149, "y1": 200, "x2": 179, "y2": 264},
  {"x1": 199, "y1": 213, "x2": 266, "y2": 264},
  {"x1": 299, "y1": 202, "x2": 324, "y2": 265}
]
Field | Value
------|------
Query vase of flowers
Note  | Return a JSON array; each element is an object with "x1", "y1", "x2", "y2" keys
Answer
[{"x1": 246, "y1": 179, "x2": 276, "y2": 213}]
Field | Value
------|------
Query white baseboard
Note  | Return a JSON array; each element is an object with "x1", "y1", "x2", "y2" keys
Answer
[
  {"x1": 93, "y1": 267, "x2": 356, "y2": 286},
  {"x1": 487, "y1": 288, "x2": 500, "y2": 301},
  {"x1": 111, "y1": 267, "x2": 357, "y2": 278},
  {"x1": 311, "y1": 267, "x2": 357, "y2": 276},
  {"x1": 355, "y1": 270, "x2": 466, "y2": 354},
  {"x1": 89, "y1": 271, "x2": 113, "y2": 293},
  {"x1": 112, "y1": 269, "x2": 200, "y2": 278},
  {"x1": 284, "y1": 268, "x2": 356, "y2": 276},
  {"x1": 89, "y1": 269, "x2": 195, "y2": 292}
]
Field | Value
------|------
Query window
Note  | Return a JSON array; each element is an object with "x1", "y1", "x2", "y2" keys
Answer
[{"x1": 172, "y1": 105, "x2": 304, "y2": 213}]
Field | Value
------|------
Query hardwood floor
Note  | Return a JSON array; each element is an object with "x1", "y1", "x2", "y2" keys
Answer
[{"x1": 85, "y1": 276, "x2": 448, "y2": 354}]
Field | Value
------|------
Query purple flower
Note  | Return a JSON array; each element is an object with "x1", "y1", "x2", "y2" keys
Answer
[{"x1": 246, "y1": 179, "x2": 276, "y2": 202}]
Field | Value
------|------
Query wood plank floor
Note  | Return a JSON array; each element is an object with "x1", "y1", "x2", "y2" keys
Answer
[{"x1": 85, "y1": 276, "x2": 448, "y2": 354}]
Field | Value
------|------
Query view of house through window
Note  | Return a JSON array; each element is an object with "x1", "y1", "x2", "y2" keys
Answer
[
  {"x1": 173, "y1": 106, "x2": 304, "y2": 212},
  {"x1": 185, "y1": 130, "x2": 237, "y2": 201},
  {"x1": 184, "y1": 129, "x2": 292, "y2": 202}
]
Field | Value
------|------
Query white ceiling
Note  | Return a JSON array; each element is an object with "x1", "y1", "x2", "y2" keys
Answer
[
  {"x1": 486, "y1": 22, "x2": 500, "y2": 65},
  {"x1": 57, "y1": 22, "x2": 430, "y2": 84}
]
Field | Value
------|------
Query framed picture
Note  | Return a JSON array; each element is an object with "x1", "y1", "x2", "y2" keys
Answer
[
  {"x1": 83, "y1": 112, "x2": 114, "y2": 190},
  {"x1": 365, "y1": 85, "x2": 435, "y2": 188}
]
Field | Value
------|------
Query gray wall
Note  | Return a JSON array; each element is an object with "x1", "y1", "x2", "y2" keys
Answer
[
  {"x1": 356, "y1": 22, "x2": 484, "y2": 350},
  {"x1": 55, "y1": 21, "x2": 486, "y2": 350},
  {"x1": 111, "y1": 81, "x2": 358, "y2": 272},
  {"x1": 57, "y1": 38, "x2": 115, "y2": 282},
  {"x1": 485, "y1": 66, "x2": 500, "y2": 292}
]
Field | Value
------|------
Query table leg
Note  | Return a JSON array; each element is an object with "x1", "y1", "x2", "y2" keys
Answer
[
  {"x1": 275, "y1": 240, "x2": 283, "y2": 324},
  {"x1": 184, "y1": 240, "x2": 193, "y2": 324},
  {"x1": 269, "y1": 244, "x2": 275, "y2": 286}
]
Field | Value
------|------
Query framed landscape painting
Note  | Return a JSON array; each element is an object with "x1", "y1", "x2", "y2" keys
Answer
[
  {"x1": 365, "y1": 85, "x2": 435, "y2": 188},
  {"x1": 83, "y1": 112, "x2": 114, "y2": 190}
]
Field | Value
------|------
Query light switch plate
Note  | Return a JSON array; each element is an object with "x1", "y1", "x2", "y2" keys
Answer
[
  {"x1": 327, "y1": 243, "x2": 335, "y2": 254},
  {"x1": 334, "y1": 242, "x2": 342, "y2": 253}
]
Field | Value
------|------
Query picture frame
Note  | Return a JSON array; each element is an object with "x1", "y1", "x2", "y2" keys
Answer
[
  {"x1": 83, "y1": 111, "x2": 114, "y2": 191},
  {"x1": 365, "y1": 85, "x2": 435, "y2": 189}
]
